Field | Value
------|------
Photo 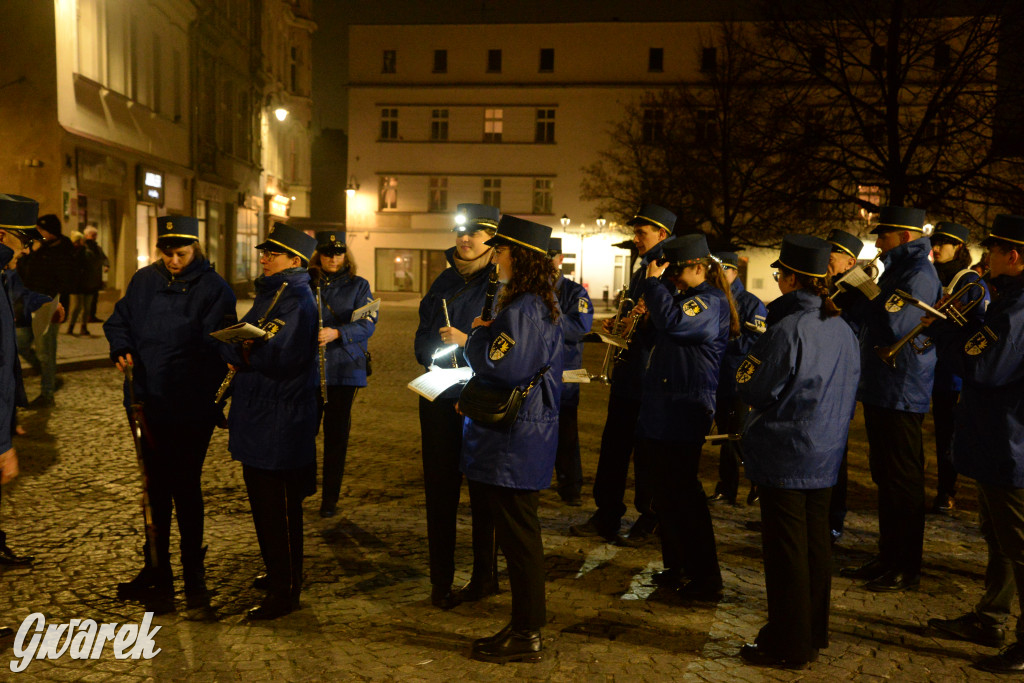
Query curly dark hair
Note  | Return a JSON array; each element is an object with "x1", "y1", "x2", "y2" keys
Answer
[
  {"x1": 780, "y1": 266, "x2": 841, "y2": 319},
  {"x1": 498, "y1": 245, "x2": 560, "y2": 323}
]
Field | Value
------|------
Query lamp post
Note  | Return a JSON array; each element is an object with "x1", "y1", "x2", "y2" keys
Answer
[{"x1": 345, "y1": 175, "x2": 360, "y2": 198}]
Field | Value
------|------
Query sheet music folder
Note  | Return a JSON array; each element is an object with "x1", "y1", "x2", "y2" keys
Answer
[
  {"x1": 407, "y1": 366, "x2": 473, "y2": 401},
  {"x1": 351, "y1": 298, "x2": 381, "y2": 322},
  {"x1": 210, "y1": 322, "x2": 266, "y2": 343}
]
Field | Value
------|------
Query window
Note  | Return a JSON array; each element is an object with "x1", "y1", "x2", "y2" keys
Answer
[
  {"x1": 695, "y1": 108, "x2": 717, "y2": 144},
  {"x1": 642, "y1": 108, "x2": 664, "y2": 143},
  {"x1": 380, "y1": 108, "x2": 398, "y2": 140},
  {"x1": 649, "y1": 48, "x2": 664, "y2": 73},
  {"x1": 539, "y1": 48, "x2": 555, "y2": 72},
  {"x1": 532, "y1": 179, "x2": 553, "y2": 214},
  {"x1": 433, "y1": 49, "x2": 447, "y2": 73},
  {"x1": 379, "y1": 176, "x2": 398, "y2": 210},
  {"x1": 428, "y1": 177, "x2": 448, "y2": 212},
  {"x1": 870, "y1": 44, "x2": 886, "y2": 70},
  {"x1": 431, "y1": 109, "x2": 449, "y2": 141},
  {"x1": 701, "y1": 47, "x2": 717, "y2": 73},
  {"x1": 483, "y1": 178, "x2": 501, "y2": 207},
  {"x1": 934, "y1": 42, "x2": 951, "y2": 70},
  {"x1": 487, "y1": 49, "x2": 502, "y2": 73},
  {"x1": 484, "y1": 108, "x2": 503, "y2": 142},
  {"x1": 382, "y1": 49, "x2": 396, "y2": 74},
  {"x1": 535, "y1": 109, "x2": 555, "y2": 143}
]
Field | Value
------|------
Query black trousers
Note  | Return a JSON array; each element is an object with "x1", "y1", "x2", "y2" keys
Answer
[
  {"x1": 863, "y1": 403, "x2": 926, "y2": 575},
  {"x1": 644, "y1": 438, "x2": 721, "y2": 583},
  {"x1": 474, "y1": 481, "x2": 546, "y2": 631},
  {"x1": 757, "y1": 486, "x2": 832, "y2": 663},
  {"x1": 592, "y1": 392, "x2": 651, "y2": 529},
  {"x1": 554, "y1": 398, "x2": 582, "y2": 500},
  {"x1": 136, "y1": 415, "x2": 214, "y2": 572},
  {"x1": 317, "y1": 385, "x2": 358, "y2": 509},
  {"x1": 419, "y1": 397, "x2": 495, "y2": 588},
  {"x1": 829, "y1": 445, "x2": 849, "y2": 534},
  {"x1": 932, "y1": 389, "x2": 960, "y2": 500},
  {"x1": 713, "y1": 393, "x2": 748, "y2": 500},
  {"x1": 242, "y1": 464, "x2": 310, "y2": 598}
]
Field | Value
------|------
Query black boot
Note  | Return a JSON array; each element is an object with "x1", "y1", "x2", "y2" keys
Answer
[
  {"x1": 471, "y1": 628, "x2": 543, "y2": 663},
  {"x1": 183, "y1": 546, "x2": 210, "y2": 609},
  {"x1": 0, "y1": 531, "x2": 34, "y2": 566},
  {"x1": 117, "y1": 543, "x2": 173, "y2": 601}
]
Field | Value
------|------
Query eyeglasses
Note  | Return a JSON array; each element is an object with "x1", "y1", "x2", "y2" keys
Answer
[
  {"x1": 259, "y1": 249, "x2": 286, "y2": 260},
  {"x1": 772, "y1": 271, "x2": 781, "y2": 282}
]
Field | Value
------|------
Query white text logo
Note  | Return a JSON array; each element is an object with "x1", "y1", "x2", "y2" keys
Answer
[{"x1": 11, "y1": 612, "x2": 161, "y2": 673}]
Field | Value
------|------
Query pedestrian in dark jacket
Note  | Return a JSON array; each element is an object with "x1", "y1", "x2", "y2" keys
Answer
[
  {"x1": 309, "y1": 230, "x2": 376, "y2": 518},
  {"x1": 736, "y1": 235, "x2": 860, "y2": 670},
  {"x1": 413, "y1": 204, "x2": 500, "y2": 611},
  {"x1": 83, "y1": 226, "x2": 109, "y2": 323},
  {"x1": 104, "y1": 215, "x2": 237, "y2": 611},
  {"x1": 464, "y1": 215, "x2": 562, "y2": 664},
  {"x1": 219, "y1": 222, "x2": 318, "y2": 620},
  {"x1": 639, "y1": 234, "x2": 737, "y2": 602}
]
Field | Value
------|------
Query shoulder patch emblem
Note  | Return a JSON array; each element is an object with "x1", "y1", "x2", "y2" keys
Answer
[
  {"x1": 884, "y1": 293, "x2": 906, "y2": 313},
  {"x1": 736, "y1": 355, "x2": 761, "y2": 384},
  {"x1": 682, "y1": 298, "x2": 705, "y2": 317},
  {"x1": 578, "y1": 298, "x2": 590, "y2": 313},
  {"x1": 753, "y1": 316, "x2": 766, "y2": 333},
  {"x1": 263, "y1": 318, "x2": 286, "y2": 339},
  {"x1": 489, "y1": 332, "x2": 516, "y2": 361},
  {"x1": 964, "y1": 326, "x2": 997, "y2": 356}
]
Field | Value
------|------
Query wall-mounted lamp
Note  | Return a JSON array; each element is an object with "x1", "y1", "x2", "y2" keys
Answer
[
  {"x1": 274, "y1": 107, "x2": 289, "y2": 122},
  {"x1": 596, "y1": 215, "x2": 607, "y2": 228},
  {"x1": 560, "y1": 214, "x2": 570, "y2": 227},
  {"x1": 345, "y1": 175, "x2": 360, "y2": 198}
]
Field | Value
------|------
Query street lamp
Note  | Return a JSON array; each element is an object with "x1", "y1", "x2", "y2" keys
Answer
[
  {"x1": 274, "y1": 107, "x2": 289, "y2": 122},
  {"x1": 345, "y1": 175, "x2": 360, "y2": 198},
  {"x1": 596, "y1": 215, "x2": 607, "y2": 228},
  {"x1": 560, "y1": 214, "x2": 570, "y2": 227}
]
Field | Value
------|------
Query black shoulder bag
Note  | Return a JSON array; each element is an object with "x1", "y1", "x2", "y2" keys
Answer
[{"x1": 459, "y1": 366, "x2": 549, "y2": 430}]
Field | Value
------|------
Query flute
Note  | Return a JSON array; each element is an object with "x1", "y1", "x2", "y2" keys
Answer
[
  {"x1": 316, "y1": 284, "x2": 328, "y2": 404},
  {"x1": 440, "y1": 299, "x2": 458, "y2": 368},
  {"x1": 215, "y1": 282, "x2": 289, "y2": 403}
]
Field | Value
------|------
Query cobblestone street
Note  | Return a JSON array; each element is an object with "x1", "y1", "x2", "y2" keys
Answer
[{"x1": 0, "y1": 300, "x2": 1010, "y2": 681}]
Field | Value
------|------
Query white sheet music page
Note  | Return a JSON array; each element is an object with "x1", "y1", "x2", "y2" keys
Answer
[{"x1": 407, "y1": 366, "x2": 473, "y2": 401}]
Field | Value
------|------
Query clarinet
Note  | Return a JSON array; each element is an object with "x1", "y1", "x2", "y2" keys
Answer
[
  {"x1": 481, "y1": 266, "x2": 500, "y2": 322},
  {"x1": 316, "y1": 283, "x2": 329, "y2": 404}
]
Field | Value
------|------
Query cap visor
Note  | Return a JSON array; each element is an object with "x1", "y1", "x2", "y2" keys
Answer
[{"x1": 770, "y1": 258, "x2": 781, "y2": 268}]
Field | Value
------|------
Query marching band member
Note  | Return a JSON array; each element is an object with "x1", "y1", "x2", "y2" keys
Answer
[
  {"x1": 220, "y1": 222, "x2": 318, "y2": 620},
  {"x1": 640, "y1": 234, "x2": 737, "y2": 599},
  {"x1": 839, "y1": 206, "x2": 941, "y2": 592},
  {"x1": 310, "y1": 231, "x2": 376, "y2": 518},
  {"x1": 105, "y1": 216, "x2": 236, "y2": 610},
  {"x1": 927, "y1": 221, "x2": 988, "y2": 515},
  {"x1": 708, "y1": 251, "x2": 766, "y2": 506},
  {"x1": 413, "y1": 204, "x2": 499, "y2": 610},
  {"x1": 735, "y1": 235, "x2": 860, "y2": 669},
  {"x1": 926, "y1": 214, "x2": 1024, "y2": 673},
  {"x1": 462, "y1": 215, "x2": 562, "y2": 663},
  {"x1": 547, "y1": 237, "x2": 593, "y2": 506},
  {"x1": 570, "y1": 204, "x2": 675, "y2": 544}
]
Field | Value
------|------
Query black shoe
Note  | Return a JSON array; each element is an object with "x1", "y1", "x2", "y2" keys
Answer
[
  {"x1": 929, "y1": 495, "x2": 955, "y2": 515},
  {"x1": 0, "y1": 627, "x2": 13, "y2": 639},
  {"x1": 739, "y1": 643, "x2": 815, "y2": 669},
  {"x1": 430, "y1": 585, "x2": 462, "y2": 610},
  {"x1": 568, "y1": 517, "x2": 619, "y2": 543},
  {"x1": 839, "y1": 557, "x2": 890, "y2": 581},
  {"x1": 677, "y1": 578, "x2": 723, "y2": 602},
  {"x1": 471, "y1": 628, "x2": 543, "y2": 663},
  {"x1": 117, "y1": 567, "x2": 173, "y2": 601},
  {"x1": 864, "y1": 569, "x2": 920, "y2": 592},
  {"x1": 746, "y1": 486, "x2": 760, "y2": 505},
  {"x1": 0, "y1": 542, "x2": 34, "y2": 566},
  {"x1": 246, "y1": 593, "x2": 293, "y2": 620},
  {"x1": 252, "y1": 573, "x2": 271, "y2": 590},
  {"x1": 616, "y1": 514, "x2": 658, "y2": 547},
  {"x1": 830, "y1": 529, "x2": 843, "y2": 546},
  {"x1": 975, "y1": 642, "x2": 1024, "y2": 673},
  {"x1": 649, "y1": 568, "x2": 685, "y2": 589},
  {"x1": 319, "y1": 504, "x2": 337, "y2": 518},
  {"x1": 473, "y1": 622, "x2": 512, "y2": 648},
  {"x1": 27, "y1": 395, "x2": 54, "y2": 409},
  {"x1": 560, "y1": 495, "x2": 583, "y2": 507},
  {"x1": 456, "y1": 577, "x2": 499, "y2": 602},
  {"x1": 929, "y1": 613, "x2": 1006, "y2": 648},
  {"x1": 708, "y1": 491, "x2": 735, "y2": 505}
]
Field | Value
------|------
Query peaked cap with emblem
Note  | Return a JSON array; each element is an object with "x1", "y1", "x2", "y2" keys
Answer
[
  {"x1": 626, "y1": 204, "x2": 676, "y2": 235},
  {"x1": 547, "y1": 236, "x2": 562, "y2": 257},
  {"x1": 869, "y1": 206, "x2": 926, "y2": 235},
  {"x1": 257, "y1": 222, "x2": 317, "y2": 262},
  {"x1": 826, "y1": 229, "x2": 864, "y2": 258},
  {"x1": 0, "y1": 194, "x2": 41, "y2": 241},
  {"x1": 157, "y1": 215, "x2": 200, "y2": 248},
  {"x1": 712, "y1": 251, "x2": 740, "y2": 269},
  {"x1": 485, "y1": 215, "x2": 551, "y2": 254},
  {"x1": 931, "y1": 221, "x2": 969, "y2": 245},
  {"x1": 663, "y1": 234, "x2": 710, "y2": 265},
  {"x1": 315, "y1": 230, "x2": 347, "y2": 254},
  {"x1": 982, "y1": 214, "x2": 1024, "y2": 247},
  {"x1": 771, "y1": 234, "x2": 831, "y2": 278},
  {"x1": 453, "y1": 203, "x2": 500, "y2": 233}
]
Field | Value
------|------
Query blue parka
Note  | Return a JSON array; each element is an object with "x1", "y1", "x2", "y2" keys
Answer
[
  {"x1": 221, "y1": 269, "x2": 318, "y2": 470},
  {"x1": 637, "y1": 278, "x2": 730, "y2": 442},
  {"x1": 314, "y1": 268, "x2": 376, "y2": 387},
  {"x1": 460, "y1": 292, "x2": 563, "y2": 491},
  {"x1": 846, "y1": 238, "x2": 941, "y2": 413},
  {"x1": 610, "y1": 240, "x2": 674, "y2": 400},
  {"x1": 738, "y1": 290, "x2": 861, "y2": 489},
  {"x1": 0, "y1": 247, "x2": 23, "y2": 452},
  {"x1": 718, "y1": 278, "x2": 766, "y2": 401},
  {"x1": 555, "y1": 275, "x2": 593, "y2": 405},
  {"x1": 932, "y1": 262, "x2": 989, "y2": 393},
  {"x1": 934, "y1": 274, "x2": 1024, "y2": 488},
  {"x1": 104, "y1": 257, "x2": 237, "y2": 426},
  {"x1": 414, "y1": 248, "x2": 499, "y2": 400}
]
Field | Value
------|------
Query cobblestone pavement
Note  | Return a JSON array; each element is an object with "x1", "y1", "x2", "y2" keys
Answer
[{"x1": 0, "y1": 301, "x2": 1011, "y2": 681}]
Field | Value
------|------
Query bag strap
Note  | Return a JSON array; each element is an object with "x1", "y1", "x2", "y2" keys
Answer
[{"x1": 520, "y1": 365, "x2": 550, "y2": 399}]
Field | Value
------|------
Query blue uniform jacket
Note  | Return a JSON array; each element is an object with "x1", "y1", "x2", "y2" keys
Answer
[
  {"x1": 932, "y1": 265, "x2": 989, "y2": 393},
  {"x1": 414, "y1": 247, "x2": 499, "y2": 400},
  {"x1": 104, "y1": 258, "x2": 237, "y2": 426},
  {"x1": 221, "y1": 269, "x2": 318, "y2": 470},
  {"x1": 637, "y1": 278, "x2": 730, "y2": 442},
  {"x1": 610, "y1": 241, "x2": 674, "y2": 400},
  {"x1": 934, "y1": 274, "x2": 1024, "y2": 488},
  {"x1": 8, "y1": 270, "x2": 52, "y2": 328},
  {"x1": 846, "y1": 238, "x2": 941, "y2": 413},
  {"x1": 718, "y1": 278, "x2": 766, "y2": 401},
  {"x1": 0, "y1": 247, "x2": 22, "y2": 452},
  {"x1": 738, "y1": 290, "x2": 861, "y2": 489},
  {"x1": 314, "y1": 268, "x2": 376, "y2": 387},
  {"x1": 460, "y1": 293, "x2": 563, "y2": 491},
  {"x1": 555, "y1": 275, "x2": 593, "y2": 405}
]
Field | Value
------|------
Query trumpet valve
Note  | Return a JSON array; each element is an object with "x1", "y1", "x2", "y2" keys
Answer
[{"x1": 945, "y1": 307, "x2": 968, "y2": 327}]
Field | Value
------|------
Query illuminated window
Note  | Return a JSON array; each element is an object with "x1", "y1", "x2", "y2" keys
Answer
[{"x1": 484, "y1": 109, "x2": 503, "y2": 142}]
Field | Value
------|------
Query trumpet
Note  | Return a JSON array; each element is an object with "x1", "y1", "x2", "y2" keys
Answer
[
  {"x1": 874, "y1": 271, "x2": 989, "y2": 368},
  {"x1": 589, "y1": 283, "x2": 632, "y2": 383}
]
